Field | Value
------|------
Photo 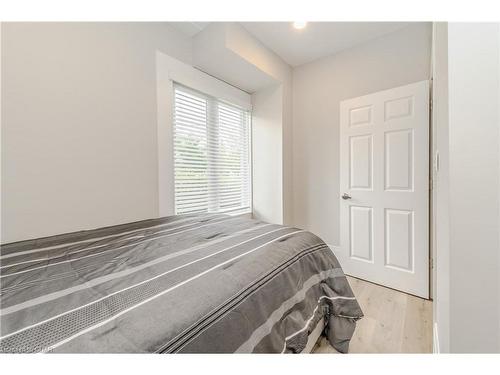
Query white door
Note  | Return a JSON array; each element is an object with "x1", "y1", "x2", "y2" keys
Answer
[{"x1": 339, "y1": 80, "x2": 429, "y2": 298}]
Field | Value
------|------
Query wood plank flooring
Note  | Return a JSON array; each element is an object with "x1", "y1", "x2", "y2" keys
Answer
[{"x1": 313, "y1": 276, "x2": 433, "y2": 353}]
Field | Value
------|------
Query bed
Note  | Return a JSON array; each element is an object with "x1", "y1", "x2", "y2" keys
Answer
[{"x1": 0, "y1": 213, "x2": 363, "y2": 353}]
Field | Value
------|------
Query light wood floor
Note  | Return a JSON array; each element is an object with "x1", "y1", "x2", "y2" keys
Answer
[{"x1": 313, "y1": 276, "x2": 433, "y2": 353}]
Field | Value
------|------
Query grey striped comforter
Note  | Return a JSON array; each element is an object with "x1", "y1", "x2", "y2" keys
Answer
[{"x1": 0, "y1": 214, "x2": 363, "y2": 353}]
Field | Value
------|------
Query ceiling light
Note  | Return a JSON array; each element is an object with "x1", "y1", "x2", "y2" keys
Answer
[{"x1": 293, "y1": 22, "x2": 307, "y2": 30}]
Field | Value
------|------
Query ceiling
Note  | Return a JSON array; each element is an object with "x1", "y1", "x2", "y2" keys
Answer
[
  {"x1": 240, "y1": 22, "x2": 412, "y2": 67},
  {"x1": 169, "y1": 22, "x2": 415, "y2": 67}
]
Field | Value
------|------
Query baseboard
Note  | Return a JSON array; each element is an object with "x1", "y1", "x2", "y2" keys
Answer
[{"x1": 433, "y1": 322, "x2": 440, "y2": 353}]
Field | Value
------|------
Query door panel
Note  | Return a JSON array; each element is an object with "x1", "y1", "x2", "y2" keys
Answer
[
  {"x1": 385, "y1": 129, "x2": 413, "y2": 191},
  {"x1": 349, "y1": 105, "x2": 373, "y2": 127},
  {"x1": 350, "y1": 206, "x2": 373, "y2": 262},
  {"x1": 339, "y1": 80, "x2": 429, "y2": 298},
  {"x1": 384, "y1": 96, "x2": 413, "y2": 121},
  {"x1": 385, "y1": 208, "x2": 413, "y2": 271},
  {"x1": 350, "y1": 135, "x2": 373, "y2": 190}
]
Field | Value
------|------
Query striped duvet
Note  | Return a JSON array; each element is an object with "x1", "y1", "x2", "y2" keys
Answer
[{"x1": 0, "y1": 214, "x2": 363, "y2": 353}]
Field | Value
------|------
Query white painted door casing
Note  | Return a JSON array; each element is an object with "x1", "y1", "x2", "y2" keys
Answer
[{"x1": 339, "y1": 80, "x2": 429, "y2": 298}]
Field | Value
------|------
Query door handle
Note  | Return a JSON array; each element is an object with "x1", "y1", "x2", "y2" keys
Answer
[{"x1": 342, "y1": 193, "x2": 352, "y2": 200}]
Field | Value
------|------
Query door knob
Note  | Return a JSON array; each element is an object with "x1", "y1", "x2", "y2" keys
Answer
[{"x1": 342, "y1": 193, "x2": 352, "y2": 200}]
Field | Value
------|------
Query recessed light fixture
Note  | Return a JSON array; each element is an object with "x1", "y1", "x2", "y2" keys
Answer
[{"x1": 293, "y1": 22, "x2": 307, "y2": 30}]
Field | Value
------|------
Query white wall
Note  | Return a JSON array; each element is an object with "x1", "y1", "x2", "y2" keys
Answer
[
  {"x1": 498, "y1": 27, "x2": 500, "y2": 350},
  {"x1": 292, "y1": 23, "x2": 432, "y2": 246},
  {"x1": 1, "y1": 23, "x2": 193, "y2": 243},
  {"x1": 251, "y1": 84, "x2": 283, "y2": 224},
  {"x1": 446, "y1": 23, "x2": 500, "y2": 353},
  {"x1": 1, "y1": 22, "x2": 291, "y2": 243}
]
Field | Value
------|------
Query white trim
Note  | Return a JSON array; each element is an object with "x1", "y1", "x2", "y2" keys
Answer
[
  {"x1": 156, "y1": 52, "x2": 175, "y2": 217},
  {"x1": 155, "y1": 52, "x2": 252, "y2": 217},
  {"x1": 433, "y1": 322, "x2": 440, "y2": 353}
]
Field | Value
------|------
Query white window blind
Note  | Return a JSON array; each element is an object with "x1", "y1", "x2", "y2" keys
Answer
[{"x1": 173, "y1": 83, "x2": 252, "y2": 215}]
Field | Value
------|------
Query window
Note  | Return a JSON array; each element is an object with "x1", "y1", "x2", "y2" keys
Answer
[{"x1": 173, "y1": 83, "x2": 252, "y2": 215}]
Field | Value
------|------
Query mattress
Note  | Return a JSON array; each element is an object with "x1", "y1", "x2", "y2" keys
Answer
[{"x1": 0, "y1": 214, "x2": 363, "y2": 353}]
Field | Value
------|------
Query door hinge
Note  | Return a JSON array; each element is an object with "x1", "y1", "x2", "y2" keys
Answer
[{"x1": 430, "y1": 258, "x2": 434, "y2": 269}]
